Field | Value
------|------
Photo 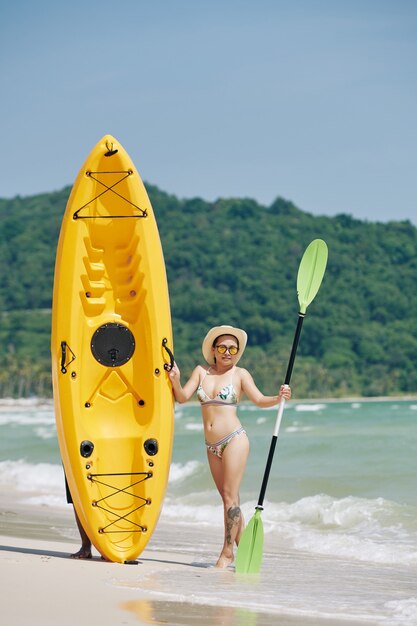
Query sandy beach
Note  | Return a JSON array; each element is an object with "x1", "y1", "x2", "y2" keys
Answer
[
  {"x1": 1, "y1": 495, "x2": 416, "y2": 626},
  {"x1": 2, "y1": 535, "x2": 349, "y2": 626},
  {"x1": 0, "y1": 532, "x2": 373, "y2": 626}
]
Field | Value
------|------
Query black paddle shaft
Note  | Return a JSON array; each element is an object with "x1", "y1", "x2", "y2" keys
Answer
[{"x1": 257, "y1": 313, "x2": 305, "y2": 509}]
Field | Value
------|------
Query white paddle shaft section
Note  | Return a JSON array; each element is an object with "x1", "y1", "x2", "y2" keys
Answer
[
  {"x1": 273, "y1": 397, "x2": 286, "y2": 437},
  {"x1": 273, "y1": 384, "x2": 289, "y2": 436}
]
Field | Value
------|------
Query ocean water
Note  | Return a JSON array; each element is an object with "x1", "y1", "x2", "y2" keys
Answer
[{"x1": 1, "y1": 398, "x2": 417, "y2": 624}]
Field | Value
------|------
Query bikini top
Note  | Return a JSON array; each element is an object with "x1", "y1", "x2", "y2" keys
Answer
[{"x1": 197, "y1": 367, "x2": 239, "y2": 407}]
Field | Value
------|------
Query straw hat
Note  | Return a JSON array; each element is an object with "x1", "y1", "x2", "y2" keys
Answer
[{"x1": 202, "y1": 325, "x2": 248, "y2": 365}]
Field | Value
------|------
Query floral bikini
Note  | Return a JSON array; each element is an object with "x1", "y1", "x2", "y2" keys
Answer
[{"x1": 197, "y1": 367, "x2": 246, "y2": 459}]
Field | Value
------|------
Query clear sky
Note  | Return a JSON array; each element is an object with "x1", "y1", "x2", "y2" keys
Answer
[{"x1": 1, "y1": 0, "x2": 416, "y2": 224}]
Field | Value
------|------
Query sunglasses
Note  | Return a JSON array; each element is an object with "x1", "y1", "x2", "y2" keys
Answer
[{"x1": 215, "y1": 344, "x2": 239, "y2": 355}]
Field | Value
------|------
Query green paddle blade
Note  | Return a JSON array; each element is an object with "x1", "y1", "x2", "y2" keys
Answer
[
  {"x1": 235, "y1": 509, "x2": 264, "y2": 574},
  {"x1": 297, "y1": 239, "x2": 328, "y2": 314}
]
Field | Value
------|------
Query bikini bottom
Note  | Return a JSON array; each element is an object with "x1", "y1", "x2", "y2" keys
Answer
[{"x1": 205, "y1": 426, "x2": 246, "y2": 460}]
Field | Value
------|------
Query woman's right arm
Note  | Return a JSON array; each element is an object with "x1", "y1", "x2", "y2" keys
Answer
[{"x1": 168, "y1": 364, "x2": 201, "y2": 404}]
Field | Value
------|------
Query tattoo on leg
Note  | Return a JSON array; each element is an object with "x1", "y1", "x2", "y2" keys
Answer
[{"x1": 226, "y1": 506, "x2": 241, "y2": 545}]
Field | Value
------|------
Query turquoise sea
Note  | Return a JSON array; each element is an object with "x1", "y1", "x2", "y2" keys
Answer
[{"x1": 1, "y1": 398, "x2": 417, "y2": 624}]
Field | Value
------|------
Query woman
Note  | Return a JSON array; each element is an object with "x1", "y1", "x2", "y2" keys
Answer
[{"x1": 168, "y1": 325, "x2": 291, "y2": 568}]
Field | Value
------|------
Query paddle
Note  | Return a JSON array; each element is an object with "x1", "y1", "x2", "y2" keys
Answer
[{"x1": 235, "y1": 238, "x2": 328, "y2": 574}]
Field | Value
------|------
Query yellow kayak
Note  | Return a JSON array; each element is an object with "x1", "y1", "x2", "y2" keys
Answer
[{"x1": 51, "y1": 135, "x2": 174, "y2": 562}]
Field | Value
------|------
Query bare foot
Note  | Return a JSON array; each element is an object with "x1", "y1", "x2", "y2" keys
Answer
[
  {"x1": 70, "y1": 547, "x2": 92, "y2": 559},
  {"x1": 215, "y1": 552, "x2": 234, "y2": 569}
]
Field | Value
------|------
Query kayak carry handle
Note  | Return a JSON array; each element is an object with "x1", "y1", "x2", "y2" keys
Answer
[
  {"x1": 61, "y1": 341, "x2": 67, "y2": 373},
  {"x1": 60, "y1": 341, "x2": 76, "y2": 374},
  {"x1": 162, "y1": 339, "x2": 175, "y2": 371}
]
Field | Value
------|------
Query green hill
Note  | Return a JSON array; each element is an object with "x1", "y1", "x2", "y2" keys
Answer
[{"x1": 1, "y1": 186, "x2": 417, "y2": 398}]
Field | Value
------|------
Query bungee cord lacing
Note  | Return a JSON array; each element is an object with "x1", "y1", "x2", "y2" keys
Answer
[
  {"x1": 73, "y1": 170, "x2": 147, "y2": 219},
  {"x1": 87, "y1": 471, "x2": 152, "y2": 534}
]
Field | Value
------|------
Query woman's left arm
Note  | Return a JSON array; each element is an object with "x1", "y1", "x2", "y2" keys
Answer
[{"x1": 240, "y1": 368, "x2": 291, "y2": 408}]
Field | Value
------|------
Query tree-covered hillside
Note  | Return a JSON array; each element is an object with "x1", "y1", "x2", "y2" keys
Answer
[{"x1": 1, "y1": 186, "x2": 417, "y2": 398}]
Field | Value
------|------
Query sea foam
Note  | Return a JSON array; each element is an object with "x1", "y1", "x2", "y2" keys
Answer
[
  {"x1": 161, "y1": 492, "x2": 417, "y2": 566},
  {"x1": 0, "y1": 412, "x2": 55, "y2": 426},
  {"x1": 384, "y1": 599, "x2": 417, "y2": 624},
  {"x1": 169, "y1": 461, "x2": 201, "y2": 483},
  {"x1": 294, "y1": 403, "x2": 326, "y2": 412},
  {"x1": 264, "y1": 494, "x2": 417, "y2": 565},
  {"x1": 0, "y1": 459, "x2": 64, "y2": 494}
]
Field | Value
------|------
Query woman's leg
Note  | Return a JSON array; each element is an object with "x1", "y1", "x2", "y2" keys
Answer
[
  {"x1": 207, "y1": 447, "x2": 224, "y2": 495},
  {"x1": 214, "y1": 432, "x2": 249, "y2": 568},
  {"x1": 207, "y1": 452, "x2": 245, "y2": 546}
]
